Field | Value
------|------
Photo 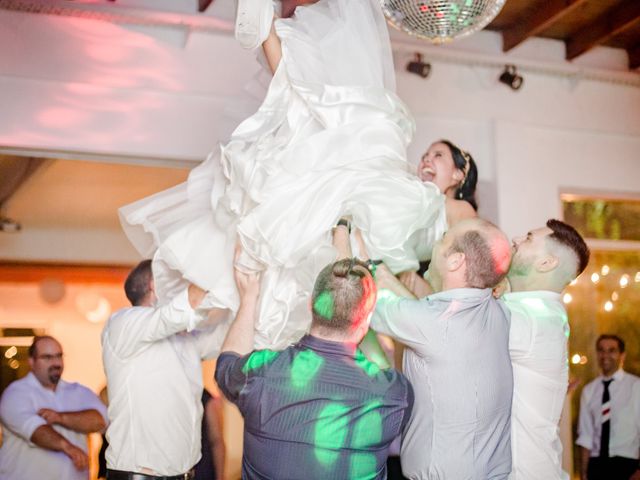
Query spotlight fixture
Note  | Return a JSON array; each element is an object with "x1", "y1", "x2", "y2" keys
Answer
[
  {"x1": 406, "y1": 53, "x2": 431, "y2": 79},
  {"x1": 0, "y1": 217, "x2": 21, "y2": 233},
  {"x1": 499, "y1": 65, "x2": 523, "y2": 90}
]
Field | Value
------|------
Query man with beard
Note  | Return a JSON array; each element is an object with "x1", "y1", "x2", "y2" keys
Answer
[
  {"x1": 0, "y1": 335, "x2": 108, "y2": 480},
  {"x1": 503, "y1": 219, "x2": 589, "y2": 480}
]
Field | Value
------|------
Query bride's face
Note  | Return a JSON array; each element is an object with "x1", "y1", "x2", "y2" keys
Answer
[{"x1": 417, "y1": 142, "x2": 463, "y2": 195}]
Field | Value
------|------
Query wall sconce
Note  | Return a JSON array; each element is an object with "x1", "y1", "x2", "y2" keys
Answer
[
  {"x1": 499, "y1": 65, "x2": 523, "y2": 90},
  {"x1": 0, "y1": 217, "x2": 21, "y2": 233},
  {"x1": 406, "y1": 53, "x2": 431, "y2": 79}
]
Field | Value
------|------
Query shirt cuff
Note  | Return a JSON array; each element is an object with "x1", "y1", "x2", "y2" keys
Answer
[
  {"x1": 24, "y1": 416, "x2": 48, "y2": 446},
  {"x1": 575, "y1": 435, "x2": 592, "y2": 450},
  {"x1": 173, "y1": 288, "x2": 197, "y2": 332}
]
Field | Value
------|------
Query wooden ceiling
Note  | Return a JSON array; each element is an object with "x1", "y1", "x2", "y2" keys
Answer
[{"x1": 486, "y1": 0, "x2": 640, "y2": 70}]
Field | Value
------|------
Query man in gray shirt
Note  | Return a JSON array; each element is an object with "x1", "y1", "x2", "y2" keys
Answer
[{"x1": 371, "y1": 218, "x2": 514, "y2": 480}]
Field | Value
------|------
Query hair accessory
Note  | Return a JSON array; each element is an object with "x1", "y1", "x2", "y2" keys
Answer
[{"x1": 365, "y1": 259, "x2": 383, "y2": 278}]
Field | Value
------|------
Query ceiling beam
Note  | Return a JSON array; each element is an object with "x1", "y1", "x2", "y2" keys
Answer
[
  {"x1": 629, "y1": 44, "x2": 640, "y2": 69},
  {"x1": 566, "y1": 0, "x2": 640, "y2": 60},
  {"x1": 0, "y1": 262, "x2": 131, "y2": 284},
  {"x1": 502, "y1": 0, "x2": 588, "y2": 52}
]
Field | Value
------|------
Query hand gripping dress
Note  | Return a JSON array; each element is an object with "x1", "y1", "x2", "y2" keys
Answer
[{"x1": 119, "y1": 0, "x2": 446, "y2": 350}]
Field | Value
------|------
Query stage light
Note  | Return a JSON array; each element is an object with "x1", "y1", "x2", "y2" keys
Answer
[
  {"x1": 406, "y1": 54, "x2": 431, "y2": 79},
  {"x1": 499, "y1": 65, "x2": 523, "y2": 90}
]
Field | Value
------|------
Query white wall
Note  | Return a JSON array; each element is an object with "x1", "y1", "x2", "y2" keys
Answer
[
  {"x1": 395, "y1": 56, "x2": 640, "y2": 237},
  {"x1": 0, "y1": 10, "x2": 261, "y2": 162}
]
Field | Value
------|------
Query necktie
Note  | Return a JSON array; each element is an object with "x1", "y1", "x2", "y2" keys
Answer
[{"x1": 600, "y1": 379, "x2": 613, "y2": 458}]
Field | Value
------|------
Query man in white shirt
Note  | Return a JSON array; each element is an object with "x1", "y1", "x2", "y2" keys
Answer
[
  {"x1": 0, "y1": 335, "x2": 108, "y2": 480},
  {"x1": 371, "y1": 218, "x2": 514, "y2": 479},
  {"x1": 102, "y1": 260, "x2": 228, "y2": 480},
  {"x1": 577, "y1": 334, "x2": 640, "y2": 480},
  {"x1": 503, "y1": 219, "x2": 590, "y2": 480}
]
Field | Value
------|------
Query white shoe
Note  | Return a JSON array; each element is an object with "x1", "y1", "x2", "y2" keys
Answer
[{"x1": 235, "y1": 0, "x2": 274, "y2": 50}]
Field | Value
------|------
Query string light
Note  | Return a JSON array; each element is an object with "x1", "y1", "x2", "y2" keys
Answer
[
  {"x1": 571, "y1": 354, "x2": 581, "y2": 364},
  {"x1": 570, "y1": 278, "x2": 578, "y2": 286},
  {"x1": 591, "y1": 273, "x2": 600, "y2": 284},
  {"x1": 601, "y1": 265, "x2": 610, "y2": 276},
  {"x1": 611, "y1": 291, "x2": 619, "y2": 301},
  {"x1": 604, "y1": 301, "x2": 613, "y2": 312},
  {"x1": 635, "y1": 272, "x2": 640, "y2": 283},
  {"x1": 563, "y1": 293, "x2": 572, "y2": 304},
  {"x1": 620, "y1": 274, "x2": 630, "y2": 288},
  {"x1": 4, "y1": 346, "x2": 17, "y2": 359}
]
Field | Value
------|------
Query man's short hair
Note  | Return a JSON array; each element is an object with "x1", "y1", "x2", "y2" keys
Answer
[
  {"x1": 310, "y1": 258, "x2": 376, "y2": 334},
  {"x1": 28, "y1": 335, "x2": 58, "y2": 358},
  {"x1": 447, "y1": 220, "x2": 510, "y2": 289},
  {"x1": 596, "y1": 334, "x2": 625, "y2": 353},
  {"x1": 546, "y1": 219, "x2": 590, "y2": 277},
  {"x1": 124, "y1": 260, "x2": 153, "y2": 306}
]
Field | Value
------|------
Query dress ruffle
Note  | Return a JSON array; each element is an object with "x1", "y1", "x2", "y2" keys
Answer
[{"x1": 119, "y1": 0, "x2": 446, "y2": 350}]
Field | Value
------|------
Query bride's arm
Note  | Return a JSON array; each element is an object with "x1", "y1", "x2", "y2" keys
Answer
[{"x1": 332, "y1": 218, "x2": 352, "y2": 260}]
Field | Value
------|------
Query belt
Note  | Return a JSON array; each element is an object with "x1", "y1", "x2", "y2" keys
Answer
[{"x1": 106, "y1": 469, "x2": 194, "y2": 480}]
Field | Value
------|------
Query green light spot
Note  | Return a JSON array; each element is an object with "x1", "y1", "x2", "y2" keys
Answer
[
  {"x1": 450, "y1": 4, "x2": 460, "y2": 14},
  {"x1": 520, "y1": 298, "x2": 550, "y2": 314},
  {"x1": 355, "y1": 350, "x2": 381, "y2": 377},
  {"x1": 349, "y1": 452, "x2": 377, "y2": 480},
  {"x1": 352, "y1": 400, "x2": 383, "y2": 448},
  {"x1": 314, "y1": 403, "x2": 350, "y2": 466},
  {"x1": 291, "y1": 349, "x2": 324, "y2": 389},
  {"x1": 242, "y1": 349, "x2": 279, "y2": 373},
  {"x1": 313, "y1": 291, "x2": 334, "y2": 320},
  {"x1": 465, "y1": 0, "x2": 473, "y2": 6}
]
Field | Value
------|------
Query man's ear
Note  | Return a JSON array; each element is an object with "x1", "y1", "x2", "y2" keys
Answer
[
  {"x1": 536, "y1": 254, "x2": 559, "y2": 273},
  {"x1": 446, "y1": 252, "x2": 465, "y2": 272}
]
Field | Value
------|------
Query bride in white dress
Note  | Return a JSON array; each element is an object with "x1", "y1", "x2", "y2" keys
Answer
[{"x1": 120, "y1": 0, "x2": 458, "y2": 349}]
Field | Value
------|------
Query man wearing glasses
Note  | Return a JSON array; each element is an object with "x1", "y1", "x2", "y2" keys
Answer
[{"x1": 0, "y1": 335, "x2": 108, "y2": 480}]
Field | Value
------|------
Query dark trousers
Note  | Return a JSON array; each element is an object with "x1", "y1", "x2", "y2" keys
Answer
[
  {"x1": 588, "y1": 456, "x2": 638, "y2": 480},
  {"x1": 387, "y1": 456, "x2": 409, "y2": 480}
]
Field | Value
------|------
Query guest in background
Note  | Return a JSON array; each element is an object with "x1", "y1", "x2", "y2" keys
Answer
[
  {"x1": 576, "y1": 334, "x2": 640, "y2": 480},
  {"x1": 0, "y1": 335, "x2": 107, "y2": 480}
]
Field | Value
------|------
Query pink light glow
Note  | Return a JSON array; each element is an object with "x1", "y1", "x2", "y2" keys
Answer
[
  {"x1": 85, "y1": 43, "x2": 129, "y2": 63},
  {"x1": 37, "y1": 108, "x2": 89, "y2": 129}
]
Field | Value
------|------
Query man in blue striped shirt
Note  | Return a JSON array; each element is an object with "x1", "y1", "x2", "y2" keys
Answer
[{"x1": 215, "y1": 243, "x2": 414, "y2": 479}]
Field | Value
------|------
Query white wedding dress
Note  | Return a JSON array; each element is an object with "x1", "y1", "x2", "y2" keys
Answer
[{"x1": 119, "y1": 0, "x2": 446, "y2": 349}]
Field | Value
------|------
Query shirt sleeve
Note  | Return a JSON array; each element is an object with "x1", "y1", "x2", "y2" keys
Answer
[
  {"x1": 75, "y1": 385, "x2": 109, "y2": 424},
  {"x1": 370, "y1": 289, "x2": 438, "y2": 354},
  {"x1": 0, "y1": 383, "x2": 47, "y2": 445},
  {"x1": 575, "y1": 383, "x2": 594, "y2": 450},
  {"x1": 214, "y1": 352, "x2": 248, "y2": 404},
  {"x1": 103, "y1": 288, "x2": 197, "y2": 359},
  {"x1": 506, "y1": 305, "x2": 534, "y2": 360}
]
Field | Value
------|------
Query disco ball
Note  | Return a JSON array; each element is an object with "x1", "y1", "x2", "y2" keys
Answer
[{"x1": 381, "y1": 0, "x2": 507, "y2": 43}]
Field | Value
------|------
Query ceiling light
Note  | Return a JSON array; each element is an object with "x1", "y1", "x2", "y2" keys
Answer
[
  {"x1": 499, "y1": 65, "x2": 523, "y2": 90},
  {"x1": 406, "y1": 53, "x2": 431, "y2": 79}
]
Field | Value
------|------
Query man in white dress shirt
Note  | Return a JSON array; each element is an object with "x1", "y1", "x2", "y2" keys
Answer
[
  {"x1": 371, "y1": 218, "x2": 513, "y2": 479},
  {"x1": 577, "y1": 334, "x2": 640, "y2": 480},
  {"x1": 0, "y1": 335, "x2": 108, "y2": 480},
  {"x1": 503, "y1": 219, "x2": 590, "y2": 480},
  {"x1": 102, "y1": 260, "x2": 228, "y2": 480}
]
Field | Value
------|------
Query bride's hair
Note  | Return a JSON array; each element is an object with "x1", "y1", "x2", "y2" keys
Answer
[{"x1": 439, "y1": 139, "x2": 478, "y2": 211}]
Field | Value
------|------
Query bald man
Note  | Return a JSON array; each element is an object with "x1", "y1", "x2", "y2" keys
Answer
[{"x1": 371, "y1": 218, "x2": 514, "y2": 479}]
